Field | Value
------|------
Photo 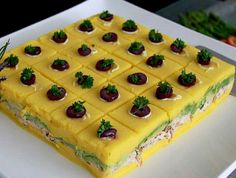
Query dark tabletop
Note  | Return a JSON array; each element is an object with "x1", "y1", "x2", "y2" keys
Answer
[{"x1": 0, "y1": 0, "x2": 177, "y2": 38}]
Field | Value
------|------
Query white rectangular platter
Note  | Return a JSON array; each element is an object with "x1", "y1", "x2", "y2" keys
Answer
[{"x1": 0, "y1": 0, "x2": 236, "y2": 177}]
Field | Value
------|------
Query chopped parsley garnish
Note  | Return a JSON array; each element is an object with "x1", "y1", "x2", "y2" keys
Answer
[
  {"x1": 97, "y1": 119, "x2": 112, "y2": 138},
  {"x1": 53, "y1": 30, "x2": 66, "y2": 39},
  {"x1": 172, "y1": 38, "x2": 186, "y2": 49},
  {"x1": 148, "y1": 29, "x2": 163, "y2": 42},
  {"x1": 122, "y1": 19, "x2": 137, "y2": 30},
  {"x1": 158, "y1": 81, "x2": 172, "y2": 94},
  {"x1": 178, "y1": 70, "x2": 196, "y2": 85},
  {"x1": 24, "y1": 45, "x2": 38, "y2": 54},
  {"x1": 75, "y1": 71, "x2": 94, "y2": 89},
  {"x1": 150, "y1": 54, "x2": 165, "y2": 65},
  {"x1": 133, "y1": 96, "x2": 149, "y2": 110},
  {"x1": 101, "y1": 58, "x2": 114, "y2": 68},
  {"x1": 103, "y1": 32, "x2": 113, "y2": 41},
  {"x1": 129, "y1": 41, "x2": 144, "y2": 51},
  {"x1": 52, "y1": 58, "x2": 67, "y2": 65},
  {"x1": 72, "y1": 101, "x2": 85, "y2": 112},
  {"x1": 99, "y1": 10, "x2": 113, "y2": 19},
  {"x1": 128, "y1": 74, "x2": 140, "y2": 84},
  {"x1": 21, "y1": 68, "x2": 34, "y2": 81},
  {"x1": 81, "y1": 20, "x2": 93, "y2": 29},
  {"x1": 197, "y1": 49, "x2": 212, "y2": 61},
  {"x1": 50, "y1": 85, "x2": 62, "y2": 97},
  {"x1": 75, "y1": 71, "x2": 83, "y2": 81},
  {"x1": 81, "y1": 44, "x2": 89, "y2": 51},
  {"x1": 5, "y1": 54, "x2": 19, "y2": 67},
  {"x1": 105, "y1": 84, "x2": 117, "y2": 94}
]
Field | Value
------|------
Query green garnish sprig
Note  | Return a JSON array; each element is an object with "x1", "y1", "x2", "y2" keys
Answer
[
  {"x1": 197, "y1": 49, "x2": 212, "y2": 61},
  {"x1": 133, "y1": 96, "x2": 150, "y2": 110},
  {"x1": 105, "y1": 84, "x2": 117, "y2": 94},
  {"x1": 50, "y1": 85, "x2": 62, "y2": 97},
  {"x1": 129, "y1": 75, "x2": 140, "y2": 84},
  {"x1": 150, "y1": 54, "x2": 165, "y2": 65},
  {"x1": 129, "y1": 41, "x2": 144, "y2": 51},
  {"x1": 53, "y1": 30, "x2": 66, "y2": 39},
  {"x1": 81, "y1": 44, "x2": 89, "y2": 51},
  {"x1": 53, "y1": 58, "x2": 66, "y2": 65},
  {"x1": 25, "y1": 45, "x2": 37, "y2": 54},
  {"x1": 122, "y1": 19, "x2": 137, "y2": 30},
  {"x1": 21, "y1": 68, "x2": 34, "y2": 81},
  {"x1": 101, "y1": 58, "x2": 114, "y2": 68},
  {"x1": 97, "y1": 119, "x2": 112, "y2": 138},
  {"x1": 99, "y1": 10, "x2": 113, "y2": 19},
  {"x1": 158, "y1": 81, "x2": 172, "y2": 94},
  {"x1": 148, "y1": 29, "x2": 163, "y2": 43},
  {"x1": 75, "y1": 71, "x2": 94, "y2": 89},
  {"x1": 72, "y1": 101, "x2": 85, "y2": 112},
  {"x1": 81, "y1": 20, "x2": 93, "y2": 29},
  {"x1": 75, "y1": 71, "x2": 83, "y2": 81},
  {"x1": 0, "y1": 39, "x2": 10, "y2": 60},
  {"x1": 178, "y1": 70, "x2": 196, "y2": 85},
  {"x1": 103, "y1": 33, "x2": 112, "y2": 41},
  {"x1": 6, "y1": 54, "x2": 19, "y2": 66},
  {"x1": 172, "y1": 38, "x2": 186, "y2": 49}
]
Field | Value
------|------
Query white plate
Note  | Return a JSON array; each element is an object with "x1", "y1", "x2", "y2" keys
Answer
[{"x1": 0, "y1": 0, "x2": 236, "y2": 178}]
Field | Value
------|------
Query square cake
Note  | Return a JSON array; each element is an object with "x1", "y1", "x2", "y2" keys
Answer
[{"x1": 0, "y1": 10, "x2": 235, "y2": 178}]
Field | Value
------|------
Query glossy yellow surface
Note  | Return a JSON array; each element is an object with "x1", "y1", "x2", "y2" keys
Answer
[
  {"x1": 81, "y1": 82, "x2": 134, "y2": 113},
  {"x1": 10, "y1": 40, "x2": 56, "y2": 66},
  {"x1": 57, "y1": 67, "x2": 107, "y2": 96},
  {"x1": 137, "y1": 56, "x2": 183, "y2": 80},
  {"x1": 33, "y1": 53, "x2": 82, "y2": 82},
  {"x1": 111, "y1": 67, "x2": 158, "y2": 95}
]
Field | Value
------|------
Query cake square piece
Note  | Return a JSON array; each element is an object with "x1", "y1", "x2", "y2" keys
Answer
[
  {"x1": 137, "y1": 54, "x2": 183, "y2": 80},
  {"x1": 62, "y1": 41, "x2": 107, "y2": 67},
  {"x1": 39, "y1": 29, "x2": 78, "y2": 51},
  {"x1": 81, "y1": 82, "x2": 134, "y2": 113},
  {"x1": 33, "y1": 53, "x2": 82, "y2": 82},
  {"x1": 57, "y1": 67, "x2": 107, "y2": 96},
  {"x1": 64, "y1": 19, "x2": 103, "y2": 40},
  {"x1": 10, "y1": 40, "x2": 56, "y2": 66},
  {"x1": 111, "y1": 67, "x2": 158, "y2": 95},
  {"x1": 87, "y1": 54, "x2": 132, "y2": 80},
  {"x1": 50, "y1": 98, "x2": 104, "y2": 144},
  {"x1": 86, "y1": 31, "x2": 130, "y2": 52}
]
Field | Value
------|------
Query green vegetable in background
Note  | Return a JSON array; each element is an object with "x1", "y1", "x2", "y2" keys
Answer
[{"x1": 179, "y1": 10, "x2": 236, "y2": 39}]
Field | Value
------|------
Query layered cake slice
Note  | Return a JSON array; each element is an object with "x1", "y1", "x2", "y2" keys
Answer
[{"x1": 0, "y1": 10, "x2": 235, "y2": 178}]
